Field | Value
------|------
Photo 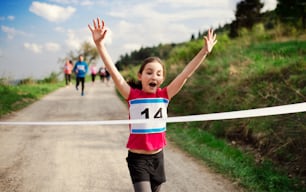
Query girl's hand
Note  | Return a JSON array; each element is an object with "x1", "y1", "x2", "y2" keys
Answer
[
  {"x1": 204, "y1": 29, "x2": 217, "y2": 54},
  {"x1": 88, "y1": 18, "x2": 107, "y2": 44}
]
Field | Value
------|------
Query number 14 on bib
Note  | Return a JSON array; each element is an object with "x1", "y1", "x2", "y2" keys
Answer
[{"x1": 129, "y1": 98, "x2": 169, "y2": 134}]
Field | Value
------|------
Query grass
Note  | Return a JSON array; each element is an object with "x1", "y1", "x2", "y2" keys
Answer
[
  {"x1": 167, "y1": 123, "x2": 302, "y2": 191},
  {"x1": 163, "y1": 38, "x2": 306, "y2": 191},
  {"x1": 0, "y1": 82, "x2": 64, "y2": 117},
  {"x1": 118, "y1": 36, "x2": 306, "y2": 191}
]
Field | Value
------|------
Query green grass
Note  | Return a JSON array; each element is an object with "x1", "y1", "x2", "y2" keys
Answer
[
  {"x1": 120, "y1": 38, "x2": 306, "y2": 191},
  {"x1": 0, "y1": 82, "x2": 64, "y2": 117},
  {"x1": 167, "y1": 123, "x2": 302, "y2": 191},
  {"x1": 164, "y1": 39, "x2": 306, "y2": 191}
]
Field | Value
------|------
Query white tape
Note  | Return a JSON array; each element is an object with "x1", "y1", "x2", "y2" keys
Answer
[
  {"x1": 167, "y1": 102, "x2": 306, "y2": 123},
  {"x1": 0, "y1": 102, "x2": 305, "y2": 126}
]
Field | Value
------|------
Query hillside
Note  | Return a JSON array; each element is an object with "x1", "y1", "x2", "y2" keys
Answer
[
  {"x1": 119, "y1": 28, "x2": 306, "y2": 190},
  {"x1": 166, "y1": 36, "x2": 306, "y2": 174}
]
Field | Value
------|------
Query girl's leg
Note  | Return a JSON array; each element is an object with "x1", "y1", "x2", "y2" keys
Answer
[
  {"x1": 133, "y1": 181, "x2": 151, "y2": 192},
  {"x1": 127, "y1": 151, "x2": 165, "y2": 192},
  {"x1": 151, "y1": 182, "x2": 162, "y2": 192}
]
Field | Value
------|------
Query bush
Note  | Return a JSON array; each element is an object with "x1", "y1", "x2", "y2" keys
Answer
[
  {"x1": 40, "y1": 72, "x2": 60, "y2": 84},
  {"x1": 18, "y1": 77, "x2": 36, "y2": 85}
]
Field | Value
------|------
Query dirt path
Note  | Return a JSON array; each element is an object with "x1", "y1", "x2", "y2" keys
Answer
[{"x1": 0, "y1": 82, "x2": 242, "y2": 192}]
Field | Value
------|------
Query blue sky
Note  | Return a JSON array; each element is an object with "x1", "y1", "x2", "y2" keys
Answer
[{"x1": 0, "y1": 0, "x2": 277, "y2": 80}]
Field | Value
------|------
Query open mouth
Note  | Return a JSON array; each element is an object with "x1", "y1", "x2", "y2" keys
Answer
[{"x1": 149, "y1": 82, "x2": 157, "y2": 88}]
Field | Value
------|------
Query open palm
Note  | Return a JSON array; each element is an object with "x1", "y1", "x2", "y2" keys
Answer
[
  {"x1": 88, "y1": 18, "x2": 107, "y2": 44},
  {"x1": 204, "y1": 29, "x2": 217, "y2": 53}
]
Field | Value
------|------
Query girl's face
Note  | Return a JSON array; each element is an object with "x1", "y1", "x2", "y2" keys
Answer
[{"x1": 138, "y1": 61, "x2": 164, "y2": 93}]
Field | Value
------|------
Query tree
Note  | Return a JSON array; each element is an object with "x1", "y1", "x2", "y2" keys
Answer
[
  {"x1": 77, "y1": 41, "x2": 99, "y2": 64},
  {"x1": 230, "y1": 0, "x2": 264, "y2": 38},
  {"x1": 59, "y1": 41, "x2": 99, "y2": 66},
  {"x1": 276, "y1": 0, "x2": 306, "y2": 29}
]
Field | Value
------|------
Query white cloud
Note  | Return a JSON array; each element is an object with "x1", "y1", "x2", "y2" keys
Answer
[
  {"x1": 1, "y1": 25, "x2": 27, "y2": 40},
  {"x1": 103, "y1": 27, "x2": 113, "y2": 45},
  {"x1": 24, "y1": 43, "x2": 43, "y2": 53},
  {"x1": 49, "y1": 0, "x2": 79, "y2": 4},
  {"x1": 62, "y1": 26, "x2": 112, "y2": 51},
  {"x1": 53, "y1": 27, "x2": 82, "y2": 49},
  {"x1": 123, "y1": 43, "x2": 142, "y2": 52},
  {"x1": 51, "y1": 27, "x2": 87, "y2": 51},
  {"x1": 65, "y1": 29, "x2": 82, "y2": 50},
  {"x1": 23, "y1": 42, "x2": 61, "y2": 53},
  {"x1": 29, "y1": 1, "x2": 76, "y2": 22},
  {"x1": 0, "y1": 16, "x2": 15, "y2": 21},
  {"x1": 107, "y1": 0, "x2": 277, "y2": 60},
  {"x1": 109, "y1": 1, "x2": 234, "y2": 21},
  {"x1": 107, "y1": 1, "x2": 235, "y2": 57},
  {"x1": 80, "y1": 0, "x2": 94, "y2": 6},
  {"x1": 45, "y1": 42, "x2": 61, "y2": 52},
  {"x1": 7, "y1": 16, "x2": 15, "y2": 21},
  {"x1": 54, "y1": 26, "x2": 65, "y2": 32},
  {"x1": 49, "y1": 0, "x2": 94, "y2": 6},
  {"x1": 108, "y1": 1, "x2": 234, "y2": 42}
]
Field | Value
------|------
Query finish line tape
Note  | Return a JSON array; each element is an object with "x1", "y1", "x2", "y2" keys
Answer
[{"x1": 0, "y1": 102, "x2": 305, "y2": 126}]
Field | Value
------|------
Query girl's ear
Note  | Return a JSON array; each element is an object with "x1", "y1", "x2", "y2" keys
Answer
[{"x1": 137, "y1": 73, "x2": 142, "y2": 81}]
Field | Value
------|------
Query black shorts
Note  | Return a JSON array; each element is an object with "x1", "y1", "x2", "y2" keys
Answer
[{"x1": 126, "y1": 150, "x2": 166, "y2": 185}]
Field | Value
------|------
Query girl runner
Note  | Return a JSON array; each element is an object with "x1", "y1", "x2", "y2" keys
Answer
[{"x1": 88, "y1": 18, "x2": 217, "y2": 192}]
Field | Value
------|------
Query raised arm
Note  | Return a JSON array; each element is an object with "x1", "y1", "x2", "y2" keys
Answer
[
  {"x1": 167, "y1": 29, "x2": 217, "y2": 99},
  {"x1": 88, "y1": 18, "x2": 130, "y2": 99}
]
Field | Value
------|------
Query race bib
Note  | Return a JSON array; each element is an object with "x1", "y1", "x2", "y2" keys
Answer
[
  {"x1": 129, "y1": 98, "x2": 168, "y2": 134},
  {"x1": 77, "y1": 65, "x2": 85, "y2": 72}
]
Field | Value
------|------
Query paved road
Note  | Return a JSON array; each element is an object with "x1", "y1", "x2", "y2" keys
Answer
[{"x1": 0, "y1": 82, "x2": 242, "y2": 192}]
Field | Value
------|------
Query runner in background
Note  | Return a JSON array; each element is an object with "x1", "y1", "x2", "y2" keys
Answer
[
  {"x1": 73, "y1": 55, "x2": 88, "y2": 96},
  {"x1": 99, "y1": 66, "x2": 111, "y2": 85},
  {"x1": 98, "y1": 66, "x2": 106, "y2": 83},
  {"x1": 63, "y1": 59, "x2": 73, "y2": 86},
  {"x1": 90, "y1": 63, "x2": 98, "y2": 84}
]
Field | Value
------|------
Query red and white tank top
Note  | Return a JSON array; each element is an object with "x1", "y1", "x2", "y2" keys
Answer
[{"x1": 126, "y1": 87, "x2": 169, "y2": 151}]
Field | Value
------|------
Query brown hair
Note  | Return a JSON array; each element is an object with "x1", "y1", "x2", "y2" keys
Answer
[{"x1": 127, "y1": 56, "x2": 165, "y2": 90}]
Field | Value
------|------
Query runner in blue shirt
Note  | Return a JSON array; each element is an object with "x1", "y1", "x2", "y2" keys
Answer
[{"x1": 73, "y1": 55, "x2": 88, "y2": 96}]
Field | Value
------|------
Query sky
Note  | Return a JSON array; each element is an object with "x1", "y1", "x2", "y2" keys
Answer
[{"x1": 0, "y1": 0, "x2": 277, "y2": 80}]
